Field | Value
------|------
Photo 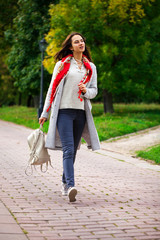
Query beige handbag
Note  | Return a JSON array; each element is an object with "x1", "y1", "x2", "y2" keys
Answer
[{"x1": 25, "y1": 125, "x2": 53, "y2": 175}]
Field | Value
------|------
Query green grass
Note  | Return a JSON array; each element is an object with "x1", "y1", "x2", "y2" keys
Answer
[
  {"x1": 0, "y1": 106, "x2": 49, "y2": 133},
  {"x1": 92, "y1": 103, "x2": 160, "y2": 141},
  {"x1": 137, "y1": 145, "x2": 160, "y2": 164},
  {"x1": 0, "y1": 103, "x2": 160, "y2": 141}
]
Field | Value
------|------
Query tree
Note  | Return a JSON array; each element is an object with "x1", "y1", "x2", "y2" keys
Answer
[
  {"x1": 6, "y1": 0, "x2": 59, "y2": 106},
  {"x1": 43, "y1": 0, "x2": 160, "y2": 112},
  {"x1": 0, "y1": 0, "x2": 18, "y2": 106}
]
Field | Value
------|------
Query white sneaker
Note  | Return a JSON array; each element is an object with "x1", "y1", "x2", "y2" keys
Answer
[
  {"x1": 68, "y1": 187, "x2": 77, "y2": 202},
  {"x1": 61, "y1": 183, "x2": 68, "y2": 196}
]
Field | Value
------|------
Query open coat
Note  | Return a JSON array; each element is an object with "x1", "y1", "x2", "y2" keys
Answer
[{"x1": 41, "y1": 60, "x2": 100, "y2": 151}]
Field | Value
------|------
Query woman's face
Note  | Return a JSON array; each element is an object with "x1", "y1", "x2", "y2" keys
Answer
[{"x1": 70, "y1": 34, "x2": 85, "y2": 53}]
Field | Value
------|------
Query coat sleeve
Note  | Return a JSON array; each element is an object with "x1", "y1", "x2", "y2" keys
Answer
[
  {"x1": 82, "y1": 63, "x2": 98, "y2": 100},
  {"x1": 40, "y1": 61, "x2": 61, "y2": 119}
]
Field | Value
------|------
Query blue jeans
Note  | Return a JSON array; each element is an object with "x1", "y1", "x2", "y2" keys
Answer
[{"x1": 57, "y1": 109, "x2": 86, "y2": 187}]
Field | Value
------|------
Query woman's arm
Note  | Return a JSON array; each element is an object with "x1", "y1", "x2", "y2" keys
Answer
[{"x1": 39, "y1": 61, "x2": 61, "y2": 121}]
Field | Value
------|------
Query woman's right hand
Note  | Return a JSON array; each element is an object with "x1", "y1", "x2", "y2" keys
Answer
[{"x1": 39, "y1": 117, "x2": 47, "y2": 126}]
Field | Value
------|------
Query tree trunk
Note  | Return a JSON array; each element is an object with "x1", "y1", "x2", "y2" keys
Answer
[
  {"x1": 18, "y1": 93, "x2": 22, "y2": 105},
  {"x1": 33, "y1": 95, "x2": 39, "y2": 108},
  {"x1": 27, "y1": 95, "x2": 32, "y2": 107},
  {"x1": 103, "y1": 89, "x2": 114, "y2": 113}
]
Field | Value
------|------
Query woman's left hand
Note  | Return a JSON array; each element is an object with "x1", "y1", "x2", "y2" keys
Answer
[{"x1": 78, "y1": 82, "x2": 86, "y2": 94}]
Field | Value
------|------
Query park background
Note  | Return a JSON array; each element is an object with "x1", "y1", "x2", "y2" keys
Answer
[{"x1": 0, "y1": 0, "x2": 160, "y2": 163}]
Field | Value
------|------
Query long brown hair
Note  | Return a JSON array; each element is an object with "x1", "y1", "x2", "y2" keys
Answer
[{"x1": 54, "y1": 32, "x2": 92, "y2": 62}]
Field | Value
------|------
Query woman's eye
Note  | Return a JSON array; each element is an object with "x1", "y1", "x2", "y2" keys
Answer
[{"x1": 74, "y1": 39, "x2": 84, "y2": 44}]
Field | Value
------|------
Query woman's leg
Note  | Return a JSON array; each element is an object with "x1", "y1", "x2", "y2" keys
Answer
[
  {"x1": 57, "y1": 109, "x2": 75, "y2": 188},
  {"x1": 73, "y1": 110, "x2": 86, "y2": 163},
  {"x1": 57, "y1": 109, "x2": 86, "y2": 188}
]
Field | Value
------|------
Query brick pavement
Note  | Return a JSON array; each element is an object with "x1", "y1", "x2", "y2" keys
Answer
[
  {"x1": 0, "y1": 119, "x2": 160, "y2": 240},
  {"x1": 0, "y1": 199, "x2": 28, "y2": 240}
]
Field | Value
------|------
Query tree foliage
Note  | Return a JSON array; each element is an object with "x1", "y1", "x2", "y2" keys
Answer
[
  {"x1": 0, "y1": 0, "x2": 18, "y2": 106},
  {"x1": 2, "y1": 0, "x2": 160, "y2": 110},
  {"x1": 6, "y1": 0, "x2": 59, "y2": 106},
  {"x1": 44, "y1": 0, "x2": 160, "y2": 112}
]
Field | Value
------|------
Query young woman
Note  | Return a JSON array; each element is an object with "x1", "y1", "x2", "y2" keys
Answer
[{"x1": 39, "y1": 32, "x2": 100, "y2": 202}]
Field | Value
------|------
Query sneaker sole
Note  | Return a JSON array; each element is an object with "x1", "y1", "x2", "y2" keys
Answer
[{"x1": 68, "y1": 188, "x2": 77, "y2": 202}]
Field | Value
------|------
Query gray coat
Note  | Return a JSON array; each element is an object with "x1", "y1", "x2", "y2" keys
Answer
[{"x1": 41, "y1": 60, "x2": 100, "y2": 151}]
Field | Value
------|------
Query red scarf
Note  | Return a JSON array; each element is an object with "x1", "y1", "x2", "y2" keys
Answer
[{"x1": 47, "y1": 54, "x2": 92, "y2": 112}]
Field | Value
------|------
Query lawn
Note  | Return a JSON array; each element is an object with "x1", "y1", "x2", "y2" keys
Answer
[
  {"x1": 0, "y1": 103, "x2": 160, "y2": 141},
  {"x1": 92, "y1": 103, "x2": 160, "y2": 141},
  {"x1": 137, "y1": 145, "x2": 160, "y2": 164}
]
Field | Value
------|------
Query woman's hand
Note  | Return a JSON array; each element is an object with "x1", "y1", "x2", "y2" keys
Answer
[
  {"x1": 78, "y1": 82, "x2": 86, "y2": 94},
  {"x1": 39, "y1": 117, "x2": 47, "y2": 126}
]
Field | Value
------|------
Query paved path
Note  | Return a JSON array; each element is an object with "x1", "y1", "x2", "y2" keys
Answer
[
  {"x1": 0, "y1": 120, "x2": 160, "y2": 240},
  {"x1": 101, "y1": 125, "x2": 160, "y2": 156},
  {"x1": 0, "y1": 199, "x2": 28, "y2": 240}
]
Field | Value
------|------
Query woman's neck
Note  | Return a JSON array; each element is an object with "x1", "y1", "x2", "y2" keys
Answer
[{"x1": 73, "y1": 52, "x2": 83, "y2": 61}]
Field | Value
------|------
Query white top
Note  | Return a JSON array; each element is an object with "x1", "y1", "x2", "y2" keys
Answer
[{"x1": 59, "y1": 58, "x2": 86, "y2": 110}]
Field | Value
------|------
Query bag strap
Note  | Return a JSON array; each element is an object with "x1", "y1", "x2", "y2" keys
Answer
[
  {"x1": 40, "y1": 124, "x2": 43, "y2": 132},
  {"x1": 25, "y1": 164, "x2": 33, "y2": 176}
]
